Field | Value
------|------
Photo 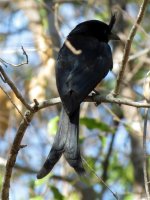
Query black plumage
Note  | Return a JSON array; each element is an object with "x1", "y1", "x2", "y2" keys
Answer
[{"x1": 37, "y1": 15, "x2": 119, "y2": 179}]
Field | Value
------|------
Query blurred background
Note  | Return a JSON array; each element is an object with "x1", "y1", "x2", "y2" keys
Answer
[{"x1": 0, "y1": 0, "x2": 150, "y2": 200}]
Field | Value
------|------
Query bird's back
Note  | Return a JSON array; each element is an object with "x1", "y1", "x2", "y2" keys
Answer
[{"x1": 56, "y1": 35, "x2": 113, "y2": 115}]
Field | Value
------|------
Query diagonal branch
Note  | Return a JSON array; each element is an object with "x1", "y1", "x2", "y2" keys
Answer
[
  {"x1": 0, "y1": 46, "x2": 28, "y2": 67},
  {"x1": 143, "y1": 108, "x2": 150, "y2": 199},
  {"x1": 143, "y1": 71, "x2": 150, "y2": 198},
  {"x1": 113, "y1": 0, "x2": 149, "y2": 96},
  {"x1": 1, "y1": 110, "x2": 34, "y2": 200},
  {"x1": 0, "y1": 65, "x2": 32, "y2": 111},
  {"x1": 2, "y1": 93, "x2": 150, "y2": 199},
  {"x1": 82, "y1": 157, "x2": 119, "y2": 200},
  {"x1": 0, "y1": 85, "x2": 25, "y2": 120}
]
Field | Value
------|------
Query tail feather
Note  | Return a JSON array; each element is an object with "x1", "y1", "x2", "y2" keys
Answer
[
  {"x1": 64, "y1": 108, "x2": 85, "y2": 174},
  {"x1": 37, "y1": 106, "x2": 85, "y2": 179},
  {"x1": 37, "y1": 108, "x2": 69, "y2": 179}
]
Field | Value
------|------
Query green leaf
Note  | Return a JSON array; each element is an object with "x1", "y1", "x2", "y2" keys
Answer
[
  {"x1": 35, "y1": 174, "x2": 52, "y2": 186},
  {"x1": 80, "y1": 117, "x2": 114, "y2": 133},
  {"x1": 124, "y1": 194, "x2": 134, "y2": 200},
  {"x1": 48, "y1": 116, "x2": 59, "y2": 135},
  {"x1": 66, "y1": 192, "x2": 80, "y2": 200},
  {"x1": 50, "y1": 186, "x2": 64, "y2": 200},
  {"x1": 99, "y1": 135, "x2": 107, "y2": 147},
  {"x1": 30, "y1": 196, "x2": 43, "y2": 200},
  {"x1": 85, "y1": 156, "x2": 96, "y2": 170},
  {"x1": 108, "y1": 152, "x2": 134, "y2": 187},
  {"x1": 132, "y1": 67, "x2": 146, "y2": 82}
]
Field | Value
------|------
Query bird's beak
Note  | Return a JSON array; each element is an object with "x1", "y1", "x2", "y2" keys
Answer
[{"x1": 109, "y1": 32, "x2": 120, "y2": 41}]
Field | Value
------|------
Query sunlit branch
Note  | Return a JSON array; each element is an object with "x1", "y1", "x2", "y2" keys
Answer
[
  {"x1": 113, "y1": 0, "x2": 149, "y2": 96},
  {"x1": 0, "y1": 65, "x2": 32, "y2": 111},
  {"x1": 0, "y1": 46, "x2": 28, "y2": 67}
]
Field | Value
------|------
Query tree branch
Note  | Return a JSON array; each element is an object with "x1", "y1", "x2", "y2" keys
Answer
[
  {"x1": 2, "y1": 93, "x2": 150, "y2": 200},
  {"x1": 143, "y1": 108, "x2": 150, "y2": 199},
  {"x1": 54, "y1": 3, "x2": 82, "y2": 55},
  {"x1": 102, "y1": 133, "x2": 116, "y2": 181},
  {"x1": 0, "y1": 85, "x2": 25, "y2": 120},
  {"x1": 1, "y1": 110, "x2": 34, "y2": 200},
  {"x1": 35, "y1": 95, "x2": 150, "y2": 110},
  {"x1": 91, "y1": 94, "x2": 150, "y2": 108},
  {"x1": 0, "y1": 47, "x2": 28, "y2": 67},
  {"x1": 0, "y1": 65, "x2": 32, "y2": 111},
  {"x1": 82, "y1": 157, "x2": 119, "y2": 200},
  {"x1": 143, "y1": 72, "x2": 150, "y2": 198},
  {"x1": 113, "y1": 0, "x2": 149, "y2": 96}
]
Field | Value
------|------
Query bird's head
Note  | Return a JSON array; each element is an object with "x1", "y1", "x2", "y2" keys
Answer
[{"x1": 68, "y1": 14, "x2": 120, "y2": 43}]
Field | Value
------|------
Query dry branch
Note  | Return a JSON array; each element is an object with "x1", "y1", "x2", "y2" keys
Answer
[
  {"x1": 143, "y1": 108, "x2": 150, "y2": 199},
  {"x1": 0, "y1": 65, "x2": 32, "y2": 110},
  {"x1": 2, "y1": 92, "x2": 150, "y2": 199},
  {"x1": 0, "y1": 47, "x2": 28, "y2": 67},
  {"x1": 114, "y1": 0, "x2": 149, "y2": 96},
  {"x1": 1, "y1": 111, "x2": 34, "y2": 200}
]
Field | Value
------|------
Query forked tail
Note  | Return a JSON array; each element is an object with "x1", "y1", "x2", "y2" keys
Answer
[{"x1": 37, "y1": 106, "x2": 85, "y2": 179}]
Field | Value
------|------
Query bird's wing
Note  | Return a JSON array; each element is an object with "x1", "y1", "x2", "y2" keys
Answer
[{"x1": 56, "y1": 36, "x2": 113, "y2": 115}]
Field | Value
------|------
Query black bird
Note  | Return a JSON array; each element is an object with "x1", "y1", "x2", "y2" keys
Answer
[{"x1": 37, "y1": 15, "x2": 119, "y2": 179}]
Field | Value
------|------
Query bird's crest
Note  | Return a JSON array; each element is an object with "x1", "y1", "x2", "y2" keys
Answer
[{"x1": 109, "y1": 13, "x2": 117, "y2": 30}]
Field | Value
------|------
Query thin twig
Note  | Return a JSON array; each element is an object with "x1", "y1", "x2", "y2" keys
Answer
[
  {"x1": 35, "y1": 95, "x2": 150, "y2": 109},
  {"x1": 1, "y1": 110, "x2": 34, "y2": 200},
  {"x1": 143, "y1": 71, "x2": 150, "y2": 199},
  {"x1": 102, "y1": 133, "x2": 116, "y2": 181},
  {"x1": 115, "y1": 5, "x2": 150, "y2": 39},
  {"x1": 90, "y1": 94, "x2": 150, "y2": 108},
  {"x1": 0, "y1": 85, "x2": 25, "y2": 120},
  {"x1": 0, "y1": 65, "x2": 32, "y2": 111},
  {"x1": 113, "y1": 0, "x2": 149, "y2": 96},
  {"x1": 102, "y1": 104, "x2": 121, "y2": 122},
  {"x1": 54, "y1": 3, "x2": 82, "y2": 55},
  {"x1": 82, "y1": 157, "x2": 119, "y2": 200},
  {"x1": 128, "y1": 47, "x2": 150, "y2": 62},
  {"x1": 143, "y1": 108, "x2": 150, "y2": 199},
  {"x1": 65, "y1": 40, "x2": 82, "y2": 55},
  {"x1": 34, "y1": 97, "x2": 61, "y2": 109},
  {"x1": 0, "y1": 73, "x2": 6, "y2": 82},
  {"x1": 0, "y1": 46, "x2": 28, "y2": 67}
]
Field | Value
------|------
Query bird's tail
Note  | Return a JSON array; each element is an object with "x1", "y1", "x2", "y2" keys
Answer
[
  {"x1": 37, "y1": 106, "x2": 85, "y2": 179},
  {"x1": 64, "y1": 107, "x2": 85, "y2": 175}
]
